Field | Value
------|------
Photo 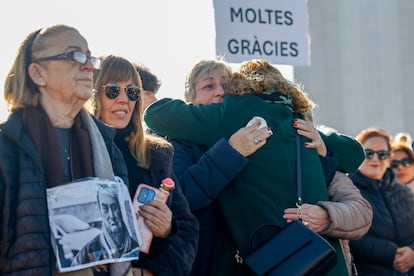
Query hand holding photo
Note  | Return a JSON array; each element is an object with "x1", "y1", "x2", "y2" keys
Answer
[{"x1": 47, "y1": 178, "x2": 139, "y2": 272}]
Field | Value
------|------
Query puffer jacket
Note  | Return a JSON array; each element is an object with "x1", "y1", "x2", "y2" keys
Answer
[
  {"x1": 349, "y1": 169, "x2": 414, "y2": 276},
  {"x1": 319, "y1": 171, "x2": 372, "y2": 240},
  {"x1": 0, "y1": 110, "x2": 128, "y2": 276},
  {"x1": 319, "y1": 171, "x2": 373, "y2": 275}
]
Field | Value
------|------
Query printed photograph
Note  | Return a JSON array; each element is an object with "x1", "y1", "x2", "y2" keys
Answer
[{"x1": 47, "y1": 178, "x2": 140, "y2": 272}]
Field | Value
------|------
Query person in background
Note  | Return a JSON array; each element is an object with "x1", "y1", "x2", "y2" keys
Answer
[
  {"x1": 391, "y1": 142, "x2": 414, "y2": 189},
  {"x1": 134, "y1": 63, "x2": 161, "y2": 113},
  {"x1": 144, "y1": 59, "x2": 358, "y2": 275},
  {"x1": 394, "y1": 132, "x2": 413, "y2": 149},
  {"x1": 89, "y1": 55, "x2": 198, "y2": 276},
  {"x1": 349, "y1": 127, "x2": 414, "y2": 275},
  {"x1": 0, "y1": 25, "x2": 131, "y2": 275}
]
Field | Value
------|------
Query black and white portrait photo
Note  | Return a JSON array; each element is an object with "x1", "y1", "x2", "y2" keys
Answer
[{"x1": 47, "y1": 178, "x2": 140, "y2": 272}]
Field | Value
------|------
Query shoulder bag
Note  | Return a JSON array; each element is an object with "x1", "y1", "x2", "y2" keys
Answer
[{"x1": 244, "y1": 134, "x2": 337, "y2": 275}]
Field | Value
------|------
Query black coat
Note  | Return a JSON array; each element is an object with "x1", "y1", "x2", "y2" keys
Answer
[
  {"x1": 349, "y1": 169, "x2": 414, "y2": 276},
  {"x1": 0, "y1": 110, "x2": 128, "y2": 275},
  {"x1": 115, "y1": 128, "x2": 199, "y2": 276}
]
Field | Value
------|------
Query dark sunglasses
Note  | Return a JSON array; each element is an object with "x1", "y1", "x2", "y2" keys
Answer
[
  {"x1": 35, "y1": 51, "x2": 101, "y2": 69},
  {"x1": 364, "y1": 149, "x2": 390, "y2": 160},
  {"x1": 103, "y1": 83, "x2": 141, "y2": 101},
  {"x1": 390, "y1": 158, "x2": 412, "y2": 169}
]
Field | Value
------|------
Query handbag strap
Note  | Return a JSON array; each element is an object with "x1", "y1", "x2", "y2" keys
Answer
[
  {"x1": 248, "y1": 131, "x2": 304, "y2": 251},
  {"x1": 295, "y1": 132, "x2": 305, "y2": 221},
  {"x1": 296, "y1": 133, "x2": 303, "y2": 206}
]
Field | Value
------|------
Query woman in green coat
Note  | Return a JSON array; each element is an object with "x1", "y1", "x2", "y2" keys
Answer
[{"x1": 144, "y1": 59, "x2": 353, "y2": 275}]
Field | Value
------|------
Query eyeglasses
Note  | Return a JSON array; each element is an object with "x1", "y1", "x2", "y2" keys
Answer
[
  {"x1": 103, "y1": 83, "x2": 141, "y2": 101},
  {"x1": 390, "y1": 158, "x2": 412, "y2": 169},
  {"x1": 35, "y1": 51, "x2": 101, "y2": 69},
  {"x1": 364, "y1": 149, "x2": 390, "y2": 160}
]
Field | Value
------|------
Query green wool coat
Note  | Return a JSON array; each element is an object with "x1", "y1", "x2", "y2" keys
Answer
[{"x1": 145, "y1": 94, "x2": 353, "y2": 275}]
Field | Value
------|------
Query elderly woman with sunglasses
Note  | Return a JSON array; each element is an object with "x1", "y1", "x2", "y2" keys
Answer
[
  {"x1": 88, "y1": 55, "x2": 198, "y2": 276},
  {"x1": 391, "y1": 142, "x2": 414, "y2": 189},
  {"x1": 0, "y1": 25, "x2": 133, "y2": 275},
  {"x1": 348, "y1": 127, "x2": 414, "y2": 276}
]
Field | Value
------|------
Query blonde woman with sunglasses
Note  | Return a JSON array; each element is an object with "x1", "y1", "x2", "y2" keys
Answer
[
  {"x1": 349, "y1": 127, "x2": 414, "y2": 275},
  {"x1": 89, "y1": 55, "x2": 198, "y2": 276}
]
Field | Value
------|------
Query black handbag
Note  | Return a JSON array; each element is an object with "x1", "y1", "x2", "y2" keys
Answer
[{"x1": 245, "y1": 135, "x2": 337, "y2": 276}]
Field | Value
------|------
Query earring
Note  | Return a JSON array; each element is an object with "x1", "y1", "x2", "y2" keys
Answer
[{"x1": 39, "y1": 80, "x2": 45, "y2": 86}]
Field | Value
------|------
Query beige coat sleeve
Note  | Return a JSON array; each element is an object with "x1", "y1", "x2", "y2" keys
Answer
[{"x1": 317, "y1": 171, "x2": 373, "y2": 240}]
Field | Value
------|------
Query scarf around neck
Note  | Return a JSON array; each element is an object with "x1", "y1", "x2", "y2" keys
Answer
[
  {"x1": 254, "y1": 89, "x2": 294, "y2": 111},
  {"x1": 24, "y1": 105, "x2": 130, "y2": 274},
  {"x1": 23, "y1": 105, "x2": 94, "y2": 187}
]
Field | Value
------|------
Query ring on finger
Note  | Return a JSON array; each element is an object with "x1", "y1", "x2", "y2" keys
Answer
[{"x1": 253, "y1": 136, "x2": 262, "y2": 145}]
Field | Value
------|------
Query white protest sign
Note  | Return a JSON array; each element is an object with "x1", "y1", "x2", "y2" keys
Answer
[{"x1": 214, "y1": 0, "x2": 310, "y2": 66}]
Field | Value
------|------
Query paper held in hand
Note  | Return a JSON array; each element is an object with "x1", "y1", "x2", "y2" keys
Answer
[{"x1": 47, "y1": 177, "x2": 140, "y2": 273}]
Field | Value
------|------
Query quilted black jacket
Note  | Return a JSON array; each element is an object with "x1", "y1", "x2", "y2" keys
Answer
[{"x1": 349, "y1": 169, "x2": 414, "y2": 276}]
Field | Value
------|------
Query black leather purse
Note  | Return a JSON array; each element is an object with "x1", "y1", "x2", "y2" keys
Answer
[{"x1": 245, "y1": 135, "x2": 337, "y2": 276}]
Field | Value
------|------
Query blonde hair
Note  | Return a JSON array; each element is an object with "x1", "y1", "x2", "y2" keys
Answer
[
  {"x1": 184, "y1": 59, "x2": 233, "y2": 102},
  {"x1": 225, "y1": 59, "x2": 315, "y2": 114},
  {"x1": 89, "y1": 55, "x2": 170, "y2": 169},
  {"x1": 4, "y1": 25, "x2": 80, "y2": 111}
]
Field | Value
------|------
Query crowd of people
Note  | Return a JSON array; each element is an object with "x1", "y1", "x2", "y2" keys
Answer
[{"x1": 1, "y1": 23, "x2": 414, "y2": 276}]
